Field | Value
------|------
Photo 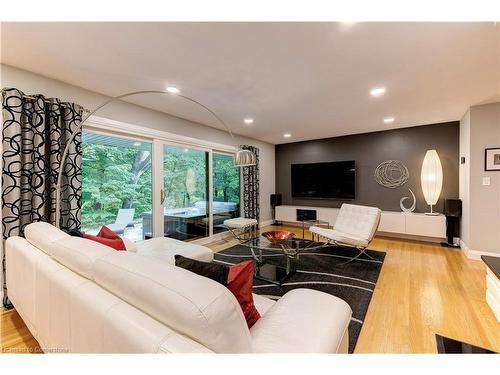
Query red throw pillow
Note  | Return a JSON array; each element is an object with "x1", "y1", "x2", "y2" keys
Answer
[
  {"x1": 226, "y1": 260, "x2": 261, "y2": 328},
  {"x1": 97, "y1": 225, "x2": 120, "y2": 239},
  {"x1": 83, "y1": 226, "x2": 126, "y2": 251}
]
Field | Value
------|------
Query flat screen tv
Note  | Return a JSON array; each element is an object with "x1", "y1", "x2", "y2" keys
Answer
[{"x1": 291, "y1": 160, "x2": 355, "y2": 199}]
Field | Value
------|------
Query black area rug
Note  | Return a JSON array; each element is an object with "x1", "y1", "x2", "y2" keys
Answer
[{"x1": 214, "y1": 244, "x2": 386, "y2": 353}]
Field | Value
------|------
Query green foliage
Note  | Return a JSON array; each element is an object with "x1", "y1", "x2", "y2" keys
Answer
[
  {"x1": 163, "y1": 147, "x2": 207, "y2": 209},
  {"x1": 213, "y1": 153, "x2": 240, "y2": 204},
  {"x1": 82, "y1": 143, "x2": 152, "y2": 231}
]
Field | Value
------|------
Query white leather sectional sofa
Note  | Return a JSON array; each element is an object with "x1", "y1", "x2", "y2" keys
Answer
[{"x1": 5, "y1": 222, "x2": 352, "y2": 353}]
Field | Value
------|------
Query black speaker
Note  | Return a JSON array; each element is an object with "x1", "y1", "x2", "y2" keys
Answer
[
  {"x1": 441, "y1": 199, "x2": 462, "y2": 248},
  {"x1": 444, "y1": 199, "x2": 462, "y2": 217},
  {"x1": 270, "y1": 194, "x2": 282, "y2": 207}
]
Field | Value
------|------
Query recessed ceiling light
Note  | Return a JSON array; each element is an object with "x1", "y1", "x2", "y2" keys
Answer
[
  {"x1": 383, "y1": 117, "x2": 395, "y2": 124},
  {"x1": 133, "y1": 142, "x2": 142, "y2": 147},
  {"x1": 183, "y1": 148, "x2": 189, "y2": 152},
  {"x1": 370, "y1": 87, "x2": 386, "y2": 97},
  {"x1": 283, "y1": 133, "x2": 292, "y2": 138},
  {"x1": 166, "y1": 86, "x2": 180, "y2": 94},
  {"x1": 244, "y1": 118, "x2": 254, "y2": 125}
]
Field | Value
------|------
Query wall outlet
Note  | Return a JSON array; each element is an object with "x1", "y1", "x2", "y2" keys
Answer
[{"x1": 482, "y1": 177, "x2": 491, "y2": 186}]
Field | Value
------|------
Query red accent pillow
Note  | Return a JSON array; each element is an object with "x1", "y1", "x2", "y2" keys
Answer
[
  {"x1": 83, "y1": 226, "x2": 126, "y2": 251},
  {"x1": 97, "y1": 225, "x2": 120, "y2": 239},
  {"x1": 226, "y1": 260, "x2": 261, "y2": 328}
]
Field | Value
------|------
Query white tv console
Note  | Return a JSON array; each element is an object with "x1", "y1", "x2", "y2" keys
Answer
[{"x1": 275, "y1": 205, "x2": 446, "y2": 242}]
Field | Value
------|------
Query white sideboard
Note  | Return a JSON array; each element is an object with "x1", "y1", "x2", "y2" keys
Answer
[{"x1": 275, "y1": 205, "x2": 446, "y2": 241}]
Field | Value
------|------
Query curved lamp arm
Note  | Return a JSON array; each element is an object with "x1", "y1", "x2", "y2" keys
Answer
[{"x1": 55, "y1": 89, "x2": 238, "y2": 228}]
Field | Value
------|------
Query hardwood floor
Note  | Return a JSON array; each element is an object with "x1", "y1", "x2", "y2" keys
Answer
[
  {"x1": 1, "y1": 225, "x2": 499, "y2": 353},
  {"x1": 1, "y1": 307, "x2": 41, "y2": 353}
]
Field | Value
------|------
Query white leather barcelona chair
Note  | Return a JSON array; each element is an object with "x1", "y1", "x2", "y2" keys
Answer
[{"x1": 310, "y1": 203, "x2": 381, "y2": 265}]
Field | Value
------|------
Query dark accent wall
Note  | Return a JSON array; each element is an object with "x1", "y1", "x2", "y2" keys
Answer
[{"x1": 275, "y1": 121, "x2": 459, "y2": 212}]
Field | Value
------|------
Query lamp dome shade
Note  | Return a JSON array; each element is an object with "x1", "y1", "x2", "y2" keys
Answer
[
  {"x1": 420, "y1": 150, "x2": 443, "y2": 206},
  {"x1": 235, "y1": 149, "x2": 256, "y2": 167}
]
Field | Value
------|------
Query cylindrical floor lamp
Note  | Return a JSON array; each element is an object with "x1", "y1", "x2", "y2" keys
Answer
[
  {"x1": 420, "y1": 149, "x2": 443, "y2": 215},
  {"x1": 55, "y1": 90, "x2": 256, "y2": 228}
]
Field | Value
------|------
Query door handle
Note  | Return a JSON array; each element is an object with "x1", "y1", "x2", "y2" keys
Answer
[{"x1": 160, "y1": 189, "x2": 165, "y2": 205}]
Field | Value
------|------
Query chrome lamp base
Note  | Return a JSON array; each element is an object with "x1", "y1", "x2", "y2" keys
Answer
[{"x1": 424, "y1": 204, "x2": 440, "y2": 216}]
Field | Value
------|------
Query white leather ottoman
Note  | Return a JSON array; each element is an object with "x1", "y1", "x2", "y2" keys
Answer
[
  {"x1": 223, "y1": 217, "x2": 258, "y2": 229},
  {"x1": 223, "y1": 217, "x2": 258, "y2": 240},
  {"x1": 133, "y1": 237, "x2": 214, "y2": 264}
]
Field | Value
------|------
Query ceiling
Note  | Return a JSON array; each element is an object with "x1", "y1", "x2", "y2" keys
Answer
[{"x1": 1, "y1": 22, "x2": 499, "y2": 144}]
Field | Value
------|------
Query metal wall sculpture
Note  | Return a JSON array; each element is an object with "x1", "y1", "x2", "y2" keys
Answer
[{"x1": 374, "y1": 160, "x2": 409, "y2": 188}]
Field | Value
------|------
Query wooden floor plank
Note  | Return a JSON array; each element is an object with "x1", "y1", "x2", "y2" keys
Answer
[{"x1": 1, "y1": 225, "x2": 499, "y2": 353}]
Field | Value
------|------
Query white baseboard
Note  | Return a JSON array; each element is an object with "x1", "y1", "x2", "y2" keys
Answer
[{"x1": 460, "y1": 240, "x2": 500, "y2": 260}]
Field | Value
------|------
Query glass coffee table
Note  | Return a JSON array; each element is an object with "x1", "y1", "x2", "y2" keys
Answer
[
  {"x1": 240, "y1": 235, "x2": 326, "y2": 285},
  {"x1": 300, "y1": 219, "x2": 330, "y2": 240}
]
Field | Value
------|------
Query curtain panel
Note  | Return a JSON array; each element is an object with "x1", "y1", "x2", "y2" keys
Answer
[
  {"x1": 1, "y1": 87, "x2": 83, "y2": 307},
  {"x1": 241, "y1": 145, "x2": 260, "y2": 226}
]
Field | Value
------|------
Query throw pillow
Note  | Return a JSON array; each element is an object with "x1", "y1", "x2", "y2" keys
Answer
[
  {"x1": 174, "y1": 255, "x2": 260, "y2": 328},
  {"x1": 226, "y1": 260, "x2": 261, "y2": 328},
  {"x1": 175, "y1": 255, "x2": 229, "y2": 285},
  {"x1": 67, "y1": 229, "x2": 84, "y2": 237},
  {"x1": 83, "y1": 226, "x2": 126, "y2": 251},
  {"x1": 97, "y1": 225, "x2": 120, "y2": 239}
]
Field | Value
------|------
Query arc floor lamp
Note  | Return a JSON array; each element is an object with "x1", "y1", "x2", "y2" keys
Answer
[{"x1": 54, "y1": 90, "x2": 257, "y2": 228}]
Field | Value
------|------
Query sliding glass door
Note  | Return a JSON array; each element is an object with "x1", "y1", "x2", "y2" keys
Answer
[
  {"x1": 162, "y1": 144, "x2": 209, "y2": 240},
  {"x1": 81, "y1": 131, "x2": 152, "y2": 242},
  {"x1": 82, "y1": 127, "x2": 241, "y2": 242},
  {"x1": 212, "y1": 152, "x2": 241, "y2": 234}
]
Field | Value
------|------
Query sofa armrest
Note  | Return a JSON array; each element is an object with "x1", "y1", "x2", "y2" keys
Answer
[{"x1": 250, "y1": 289, "x2": 352, "y2": 353}]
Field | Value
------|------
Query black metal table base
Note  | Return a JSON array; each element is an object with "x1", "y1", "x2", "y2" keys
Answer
[{"x1": 254, "y1": 261, "x2": 296, "y2": 286}]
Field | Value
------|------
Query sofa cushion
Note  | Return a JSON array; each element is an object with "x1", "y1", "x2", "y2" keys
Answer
[
  {"x1": 250, "y1": 288, "x2": 352, "y2": 353},
  {"x1": 50, "y1": 236, "x2": 115, "y2": 280},
  {"x1": 24, "y1": 221, "x2": 70, "y2": 256},
  {"x1": 93, "y1": 252, "x2": 252, "y2": 353},
  {"x1": 134, "y1": 236, "x2": 213, "y2": 263}
]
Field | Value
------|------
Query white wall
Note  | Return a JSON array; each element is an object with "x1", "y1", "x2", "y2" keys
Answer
[
  {"x1": 459, "y1": 109, "x2": 471, "y2": 246},
  {"x1": 460, "y1": 102, "x2": 500, "y2": 256},
  {"x1": 0, "y1": 64, "x2": 276, "y2": 226}
]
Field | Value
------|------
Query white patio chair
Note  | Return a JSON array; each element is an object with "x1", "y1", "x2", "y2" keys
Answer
[
  {"x1": 310, "y1": 204, "x2": 381, "y2": 265},
  {"x1": 106, "y1": 208, "x2": 136, "y2": 235}
]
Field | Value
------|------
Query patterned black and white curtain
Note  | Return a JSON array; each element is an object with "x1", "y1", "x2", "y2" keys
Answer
[
  {"x1": 241, "y1": 145, "x2": 260, "y2": 226},
  {"x1": 2, "y1": 88, "x2": 83, "y2": 307}
]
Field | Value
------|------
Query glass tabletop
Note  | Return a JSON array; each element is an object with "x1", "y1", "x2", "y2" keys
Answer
[{"x1": 240, "y1": 235, "x2": 325, "y2": 252}]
